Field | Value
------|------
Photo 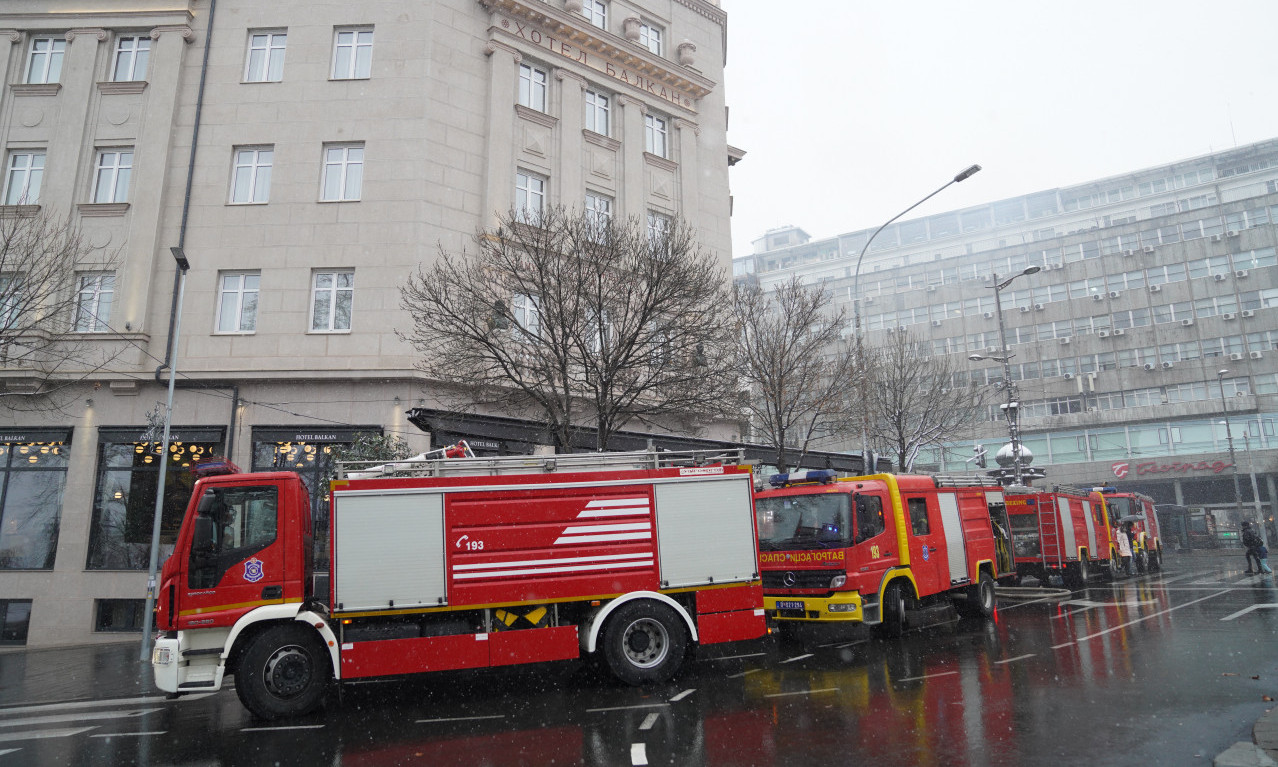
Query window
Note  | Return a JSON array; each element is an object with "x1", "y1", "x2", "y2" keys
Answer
[
  {"x1": 321, "y1": 144, "x2": 363, "y2": 202},
  {"x1": 0, "y1": 600, "x2": 32, "y2": 645},
  {"x1": 581, "y1": 0, "x2": 607, "y2": 29},
  {"x1": 0, "y1": 274, "x2": 20, "y2": 331},
  {"x1": 515, "y1": 169, "x2": 546, "y2": 224},
  {"x1": 230, "y1": 147, "x2": 273, "y2": 204},
  {"x1": 3, "y1": 152, "x2": 44, "y2": 205},
  {"x1": 216, "y1": 272, "x2": 260, "y2": 333},
  {"x1": 95, "y1": 599, "x2": 145, "y2": 632},
  {"x1": 0, "y1": 436, "x2": 69, "y2": 570},
  {"x1": 645, "y1": 113, "x2": 668, "y2": 158},
  {"x1": 585, "y1": 89, "x2": 610, "y2": 135},
  {"x1": 518, "y1": 63, "x2": 548, "y2": 112},
  {"x1": 25, "y1": 37, "x2": 65, "y2": 84},
  {"x1": 511, "y1": 293, "x2": 540, "y2": 336},
  {"x1": 112, "y1": 35, "x2": 150, "y2": 82},
  {"x1": 639, "y1": 22, "x2": 663, "y2": 55},
  {"x1": 245, "y1": 31, "x2": 287, "y2": 82},
  {"x1": 187, "y1": 485, "x2": 279, "y2": 589},
  {"x1": 74, "y1": 272, "x2": 114, "y2": 332},
  {"x1": 855, "y1": 495, "x2": 886, "y2": 542},
  {"x1": 585, "y1": 192, "x2": 612, "y2": 234},
  {"x1": 647, "y1": 211, "x2": 672, "y2": 253},
  {"x1": 331, "y1": 28, "x2": 373, "y2": 79},
  {"x1": 92, "y1": 149, "x2": 133, "y2": 204},
  {"x1": 310, "y1": 270, "x2": 353, "y2": 332},
  {"x1": 907, "y1": 498, "x2": 930, "y2": 535}
]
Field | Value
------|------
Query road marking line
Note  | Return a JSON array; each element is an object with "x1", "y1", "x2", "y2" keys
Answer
[
  {"x1": 0, "y1": 748, "x2": 18, "y2": 756},
  {"x1": 631, "y1": 743, "x2": 649, "y2": 766},
  {"x1": 728, "y1": 669, "x2": 761, "y2": 679},
  {"x1": 1074, "y1": 590, "x2": 1229, "y2": 642},
  {"x1": 897, "y1": 671, "x2": 958, "y2": 682},
  {"x1": 638, "y1": 713, "x2": 660, "y2": 731},
  {"x1": 0, "y1": 697, "x2": 170, "y2": 716},
  {"x1": 781, "y1": 653, "x2": 813, "y2": 664},
  {"x1": 241, "y1": 725, "x2": 326, "y2": 732},
  {"x1": 996, "y1": 654, "x2": 1036, "y2": 665},
  {"x1": 586, "y1": 703, "x2": 669, "y2": 713},
  {"x1": 0, "y1": 709, "x2": 162, "y2": 729},
  {"x1": 668, "y1": 689, "x2": 695, "y2": 702},
  {"x1": 1221, "y1": 604, "x2": 1278, "y2": 621},
  {"x1": 1051, "y1": 641, "x2": 1075, "y2": 649},
  {"x1": 90, "y1": 731, "x2": 166, "y2": 738},
  {"x1": 763, "y1": 687, "x2": 838, "y2": 698},
  {"x1": 416, "y1": 715, "x2": 505, "y2": 724},
  {"x1": 709, "y1": 652, "x2": 766, "y2": 661},
  {"x1": 0, "y1": 727, "x2": 97, "y2": 743}
]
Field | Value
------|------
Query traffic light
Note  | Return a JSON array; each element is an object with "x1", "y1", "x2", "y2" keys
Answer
[{"x1": 973, "y1": 445, "x2": 987, "y2": 469}]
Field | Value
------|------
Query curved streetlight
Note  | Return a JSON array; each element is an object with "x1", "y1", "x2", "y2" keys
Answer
[
  {"x1": 851, "y1": 164, "x2": 983, "y2": 468},
  {"x1": 1216, "y1": 369, "x2": 1265, "y2": 549}
]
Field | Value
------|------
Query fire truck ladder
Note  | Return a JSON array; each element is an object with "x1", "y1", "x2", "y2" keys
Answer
[
  {"x1": 930, "y1": 474, "x2": 1001, "y2": 488},
  {"x1": 338, "y1": 447, "x2": 750, "y2": 479},
  {"x1": 1038, "y1": 495, "x2": 1063, "y2": 568}
]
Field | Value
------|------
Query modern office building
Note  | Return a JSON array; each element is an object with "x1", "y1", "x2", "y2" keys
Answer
[
  {"x1": 736, "y1": 138, "x2": 1278, "y2": 551},
  {"x1": 0, "y1": 0, "x2": 735, "y2": 647}
]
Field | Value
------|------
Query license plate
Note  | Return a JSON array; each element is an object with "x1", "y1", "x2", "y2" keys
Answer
[
  {"x1": 152, "y1": 646, "x2": 171, "y2": 665},
  {"x1": 776, "y1": 600, "x2": 804, "y2": 611}
]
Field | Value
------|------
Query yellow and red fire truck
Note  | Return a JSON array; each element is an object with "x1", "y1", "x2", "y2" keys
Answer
[
  {"x1": 151, "y1": 448, "x2": 765, "y2": 719},
  {"x1": 1094, "y1": 487, "x2": 1164, "y2": 572},
  {"x1": 754, "y1": 471, "x2": 1012, "y2": 635},
  {"x1": 1005, "y1": 486, "x2": 1123, "y2": 587}
]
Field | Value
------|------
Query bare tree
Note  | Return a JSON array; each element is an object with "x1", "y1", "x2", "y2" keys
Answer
[
  {"x1": 866, "y1": 329, "x2": 986, "y2": 472},
  {"x1": 0, "y1": 208, "x2": 119, "y2": 412},
  {"x1": 399, "y1": 206, "x2": 737, "y2": 451},
  {"x1": 733, "y1": 276, "x2": 858, "y2": 472}
]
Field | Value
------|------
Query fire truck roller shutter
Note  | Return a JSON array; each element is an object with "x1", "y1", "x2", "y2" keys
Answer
[
  {"x1": 936, "y1": 494, "x2": 969, "y2": 584},
  {"x1": 332, "y1": 490, "x2": 446, "y2": 611},
  {"x1": 1057, "y1": 496, "x2": 1078, "y2": 556},
  {"x1": 1082, "y1": 500, "x2": 1097, "y2": 553},
  {"x1": 653, "y1": 475, "x2": 757, "y2": 589}
]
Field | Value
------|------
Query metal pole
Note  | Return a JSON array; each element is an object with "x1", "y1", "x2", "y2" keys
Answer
[
  {"x1": 1217, "y1": 372, "x2": 1247, "y2": 545},
  {"x1": 141, "y1": 254, "x2": 189, "y2": 662},
  {"x1": 991, "y1": 275, "x2": 1022, "y2": 486},
  {"x1": 1244, "y1": 433, "x2": 1269, "y2": 549}
]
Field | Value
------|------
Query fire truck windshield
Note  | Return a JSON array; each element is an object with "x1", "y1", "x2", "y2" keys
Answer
[
  {"x1": 755, "y1": 494, "x2": 852, "y2": 550},
  {"x1": 1107, "y1": 497, "x2": 1137, "y2": 519}
]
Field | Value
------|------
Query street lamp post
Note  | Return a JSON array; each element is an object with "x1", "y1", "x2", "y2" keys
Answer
[
  {"x1": 1243, "y1": 433, "x2": 1269, "y2": 550},
  {"x1": 968, "y1": 266, "x2": 1040, "y2": 486},
  {"x1": 140, "y1": 247, "x2": 190, "y2": 662},
  {"x1": 851, "y1": 164, "x2": 982, "y2": 469},
  {"x1": 1217, "y1": 369, "x2": 1267, "y2": 549}
]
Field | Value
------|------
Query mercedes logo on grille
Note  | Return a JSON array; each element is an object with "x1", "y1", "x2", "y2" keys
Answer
[{"x1": 782, "y1": 571, "x2": 797, "y2": 587}]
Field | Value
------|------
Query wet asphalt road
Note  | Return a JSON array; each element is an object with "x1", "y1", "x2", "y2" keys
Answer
[{"x1": 3, "y1": 554, "x2": 1277, "y2": 766}]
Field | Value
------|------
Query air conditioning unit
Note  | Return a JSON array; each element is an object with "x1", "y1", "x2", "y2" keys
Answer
[
  {"x1": 1019, "y1": 305, "x2": 1031, "y2": 313},
  {"x1": 1092, "y1": 293, "x2": 1105, "y2": 301},
  {"x1": 1242, "y1": 309, "x2": 1255, "y2": 318},
  {"x1": 927, "y1": 284, "x2": 937, "y2": 292},
  {"x1": 1162, "y1": 361, "x2": 1174, "y2": 369},
  {"x1": 983, "y1": 311, "x2": 994, "y2": 319},
  {"x1": 865, "y1": 296, "x2": 874, "y2": 304},
  {"x1": 1122, "y1": 249, "x2": 1136, "y2": 257},
  {"x1": 1034, "y1": 303, "x2": 1045, "y2": 311},
  {"x1": 898, "y1": 325, "x2": 908, "y2": 332},
  {"x1": 1108, "y1": 291, "x2": 1120, "y2": 299},
  {"x1": 1223, "y1": 312, "x2": 1237, "y2": 321},
  {"x1": 1237, "y1": 270, "x2": 1250, "y2": 279},
  {"x1": 1228, "y1": 230, "x2": 1240, "y2": 237},
  {"x1": 1087, "y1": 407, "x2": 1098, "y2": 413},
  {"x1": 1181, "y1": 318, "x2": 1194, "y2": 326},
  {"x1": 931, "y1": 319, "x2": 942, "y2": 327},
  {"x1": 1142, "y1": 245, "x2": 1155, "y2": 253},
  {"x1": 1251, "y1": 351, "x2": 1264, "y2": 360},
  {"x1": 1230, "y1": 353, "x2": 1244, "y2": 361},
  {"x1": 1213, "y1": 273, "x2": 1227, "y2": 282},
  {"x1": 1063, "y1": 373, "x2": 1075, "y2": 380},
  {"x1": 1143, "y1": 363, "x2": 1155, "y2": 371},
  {"x1": 1098, "y1": 330, "x2": 1111, "y2": 338},
  {"x1": 1112, "y1": 328, "x2": 1126, "y2": 336},
  {"x1": 1059, "y1": 336, "x2": 1072, "y2": 345},
  {"x1": 1211, "y1": 234, "x2": 1223, "y2": 243},
  {"x1": 885, "y1": 326, "x2": 894, "y2": 333},
  {"x1": 1148, "y1": 284, "x2": 1162, "y2": 293},
  {"x1": 987, "y1": 346, "x2": 1001, "y2": 354}
]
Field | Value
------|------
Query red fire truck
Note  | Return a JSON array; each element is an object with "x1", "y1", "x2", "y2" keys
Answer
[
  {"x1": 151, "y1": 449, "x2": 765, "y2": 719},
  {"x1": 754, "y1": 471, "x2": 1011, "y2": 636},
  {"x1": 1006, "y1": 487, "x2": 1117, "y2": 587},
  {"x1": 1095, "y1": 487, "x2": 1164, "y2": 572}
]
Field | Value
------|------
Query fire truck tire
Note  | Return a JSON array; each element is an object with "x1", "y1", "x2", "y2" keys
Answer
[
  {"x1": 1105, "y1": 552, "x2": 1121, "y2": 581},
  {"x1": 1064, "y1": 557, "x2": 1090, "y2": 590},
  {"x1": 235, "y1": 624, "x2": 331, "y2": 720},
  {"x1": 958, "y1": 574, "x2": 996, "y2": 619},
  {"x1": 601, "y1": 600, "x2": 688, "y2": 686},
  {"x1": 1134, "y1": 549, "x2": 1148, "y2": 574},
  {"x1": 1149, "y1": 546, "x2": 1162, "y2": 572},
  {"x1": 879, "y1": 582, "x2": 910, "y2": 638}
]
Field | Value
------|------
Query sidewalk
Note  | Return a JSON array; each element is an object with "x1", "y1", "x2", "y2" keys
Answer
[{"x1": 0, "y1": 640, "x2": 157, "y2": 708}]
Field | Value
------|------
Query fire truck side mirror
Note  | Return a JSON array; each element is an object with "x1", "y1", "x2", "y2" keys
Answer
[{"x1": 192, "y1": 515, "x2": 215, "y2": 553}]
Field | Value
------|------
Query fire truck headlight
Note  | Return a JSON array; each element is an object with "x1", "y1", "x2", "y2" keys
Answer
[
  {"x1": 828, "y1": 603, "x2": 857, "y2": 613},
  {"x1": 829, "y1": 575, "x2": 847, "y2": 589}
]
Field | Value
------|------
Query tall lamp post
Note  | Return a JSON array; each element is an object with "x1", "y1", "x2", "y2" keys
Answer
[
  {"x1": 967, "y1": 265, "x2": 1040, "y2": 485},
  {"x1": 851, "y1": 164, "x2": 982, "y2": 468},
  {"x1": 1217, "y1": 369, "x2": 1267, "y2": 549},
  {"x1": 140, "y1": 247, "x2": 190, "y2": 662}
]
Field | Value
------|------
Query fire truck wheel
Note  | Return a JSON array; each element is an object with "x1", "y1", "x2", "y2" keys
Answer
[
  {"x1": 1148, "y1": 546, "x2": 1162, "y2": 572},
  {"x1": 235, "y1": 624, "x2": 331, "y2": 720},
  {"x1": 1105, "y1": 552, "x2": 1121, "y2": 581},
  {"x1": 879, "y1": 582, "x2": 910, "y2": 638},
  {"x1": 601, "y1": 600, "x2": 688, "y2": 686},
  {"x1": 959, "y1": 574, "x2": 996, "y2": 619},
  {"x1": 1134, "y1": 549, "x2": 1149, "y2": 574},
  {"x1": 1064, "y1": 557, "x2": 1090, "y2": 590}
]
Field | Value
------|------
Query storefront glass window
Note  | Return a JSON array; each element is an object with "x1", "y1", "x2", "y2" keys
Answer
[{"x1": 0, "y1": 435, "x2": 69, "y2": 570}]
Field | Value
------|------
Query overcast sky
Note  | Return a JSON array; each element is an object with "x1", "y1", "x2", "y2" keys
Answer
[{"x1": 720, "y1": 0, "x2": 1278, "y2": 258}]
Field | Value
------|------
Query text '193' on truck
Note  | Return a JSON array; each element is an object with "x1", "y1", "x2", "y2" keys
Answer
[
  {"x1": 150, "y1": 447, "x2": 766, "y2": 720},
  {"x1": 754, "y1": 471, "x2": 1014, "y2": 636}
]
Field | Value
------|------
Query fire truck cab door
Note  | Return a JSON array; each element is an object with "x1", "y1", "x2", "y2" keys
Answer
[
  {"x1": 936, "y1": 493, "x2": 969, "y2": 585},
  {"x1": 1056, "y1": 496, "x2": 1078, "y2": 557},
  {"x1": 905, "y1": 495, "x2": 945, "y2": 595},
  {"x1": 1082, "y1": 500, "x2": 1098, "y2": 553}
]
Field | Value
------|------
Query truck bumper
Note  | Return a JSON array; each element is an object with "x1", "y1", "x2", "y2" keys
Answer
[
  {"x1": 151, "y1": 634, "x2": 227, "y2": 695},
  {"x1": 764, "y1": 592, "x2": 864, "y2": 623}
]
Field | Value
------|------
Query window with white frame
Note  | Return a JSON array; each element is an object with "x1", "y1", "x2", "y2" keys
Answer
[
  {"x1": 581, "y1": 0, "x2": 607, "y2": 29},
  {"x1": 310, "y1": 270, "x2": 353, "y2": 332},
  {"x1": 638, "y1": 22, "x2": 663, "y2": 55},
  {"x1": 511, "y1": 293, "x2": 540, "y2": 336},
  {"x1": 0, "y1": 274, "x2": 22, "y2": 331},
  {"x1": 321, "y1": 143, "x2": 363, "y2": 202},
  {"x1": 230, "y1": 147, "x2": 273, "y2": 204},
  {"x1": 25, "y1": 37, "x2": 65, "y2": 84},
  {"x1": 518, "y1": 63, "x2": 548, "y2": 112},
  {"x1": 331, "y1": 28, "x2": 373, "y2": 80},
  {"x1": 647, "y1": 211, "x2": 671, "y2": 254},
  {"x1": 585, "y1": 89, "x2": 610, "y2": 135},
  {"x1": 644, "y1": 113, "x2": 668, "y2": 157},
  {"x1": 112, "y1": 36, "x2": 150, "y2": 82},
  {"x1": 515, "y1": 169, "x2": 546, "y2": 224},
  {"x1": 74, "y1": 272, "x2": 114, "y2": 332},
  {"x1": 585, "y1": 192, "x2": 612, "y2": 235},
  {"x1": 3, "y1": 152, "x2": 44, "y2": 205},
  {"x1": 244, "y1": 31, "x2": 287, "y2": 82},
  {"x1": 216, "y1": 272, "x2": 260, "y2": 333},
  {"x1": 92, "y1": 149, "x2": 133, "y2": 204}
]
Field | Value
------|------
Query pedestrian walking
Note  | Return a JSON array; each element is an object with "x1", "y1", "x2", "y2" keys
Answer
[
  {"x1": 1243, "y1": 521, "x2": 1273, "y2": 574},
  {"x1": 1115, "y1": 521, "x2": 1133, "y2": 575}
]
